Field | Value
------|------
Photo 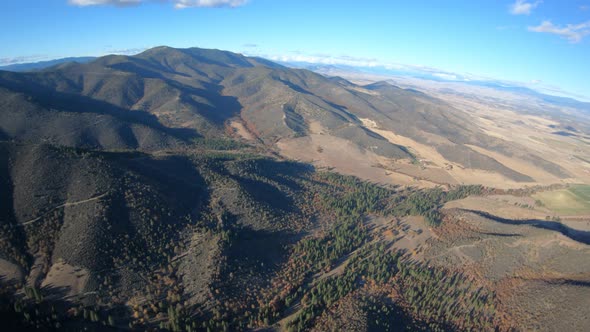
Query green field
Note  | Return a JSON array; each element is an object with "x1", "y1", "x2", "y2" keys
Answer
[{"x1": 533, "y1": 184, "x2": 590, "y2": 215}]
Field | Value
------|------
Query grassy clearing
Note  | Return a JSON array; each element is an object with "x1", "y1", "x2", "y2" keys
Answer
[{"x1": 533, "y1": 184, "x2": 590, "y2": 215}]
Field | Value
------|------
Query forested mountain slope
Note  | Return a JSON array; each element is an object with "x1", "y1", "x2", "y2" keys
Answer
[{"x1": 0, "y1": 46, "x2": 586, "y2": 331}]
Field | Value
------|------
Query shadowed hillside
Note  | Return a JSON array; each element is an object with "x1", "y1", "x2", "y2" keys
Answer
[
  {"x1": 0, "y1": 46, "x2": 568, "y2": 182},
  {"x1": 0, "y1": 46, "x2": 584, "y2": 331}
]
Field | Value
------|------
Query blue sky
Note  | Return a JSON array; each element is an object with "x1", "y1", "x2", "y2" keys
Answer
[{"x1": 1, "y1": 0, "x2": 589, "y2": 100}]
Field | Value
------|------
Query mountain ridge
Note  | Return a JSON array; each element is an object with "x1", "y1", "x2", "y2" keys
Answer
[
  {"x1": 0, "y1": 46, "x2": 572, "y2": 184},
  {"x1": 1, "y1": 45, "x2": 589, "y2": 331}
]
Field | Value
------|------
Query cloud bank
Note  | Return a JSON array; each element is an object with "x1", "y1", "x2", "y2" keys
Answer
[
  {"x1": 68, "y1": 0, "x2": 248, "y2": 8},
  {"x1": 509, "y1": 0, "x2": 541, "y2": 15},
  {"x1": 528, "y1": 20, "x2": 590, "y2": 43},
  {"x1": 0, "y1": 54, "x2": 48, "y2": 65},
  {"x1": 264, "y1": 53, "x2": 381, "y2": 68}
]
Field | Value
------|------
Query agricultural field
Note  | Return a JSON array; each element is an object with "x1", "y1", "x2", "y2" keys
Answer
[{"x1": 533, "y1": 184, "x2": 590, "y2": 216}]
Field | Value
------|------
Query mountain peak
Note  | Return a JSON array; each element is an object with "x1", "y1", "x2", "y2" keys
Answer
[{"x1": 364, "y1": 80, "x2": 401, "y2": 90}]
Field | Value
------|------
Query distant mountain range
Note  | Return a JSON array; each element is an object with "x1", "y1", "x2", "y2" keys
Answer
[
  {"x1": 4, "y1": 54, "x2": 589, "y2": 113},
  {"x1": 284, "y1": 61, "x2": 590, "y2": 112},
  {"x1": 1, "y1": 46, "x2": 569, "y2": 182},
  {"x1": 0, "y1": 56, "x2": 96, "y2": 72}
]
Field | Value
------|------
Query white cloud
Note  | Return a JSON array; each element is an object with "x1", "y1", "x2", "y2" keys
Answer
[
  {"x1": 0, "y1": 54, "x2": 48, "y2": 65},
  {"x1": 68, "y1": 0, "x2": 248, "y2": 8},
  {"x1": 433, "y1": 73, "x2": 459, "y2": 80},
  {"x1": 509, "y1": 0, "x2": 541, "y2": 15},
  {"x1": 251, "y1": 51, "x2": 472, "y2": 81},
  {"x1": 528, "y1": 20, "x2": 590, "y2": 43},
  {"x1": 106, "y1": 47, "x2": 148, "y2": 55},
  {"x1": 263, "y1": 53, "x2": 381, "y2": 68}
]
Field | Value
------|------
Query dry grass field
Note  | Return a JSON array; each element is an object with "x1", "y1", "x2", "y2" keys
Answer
[{"x1": 279, "y1": 101, "x2": 590, "y2": 190}]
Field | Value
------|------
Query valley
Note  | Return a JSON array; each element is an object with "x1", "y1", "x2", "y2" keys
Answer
[{"x1": 0, "y1": 46, "x2": 588, "y2": 331}]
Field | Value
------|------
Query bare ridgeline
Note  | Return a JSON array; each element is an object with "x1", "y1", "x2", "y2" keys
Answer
[{"x1": 0, "y1": 46, "x2": 589, "y2": 331}]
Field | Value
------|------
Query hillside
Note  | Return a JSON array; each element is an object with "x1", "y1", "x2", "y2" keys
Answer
[
  {"x1": 1, "y1": 137, "x2": 507, "y2": 331},
  {"x1": 0, "y1": 46, "x2": 588, "y2": 331},
  {"x1": 0, "y1": 46, "x2": 573, "y2": 186}
]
